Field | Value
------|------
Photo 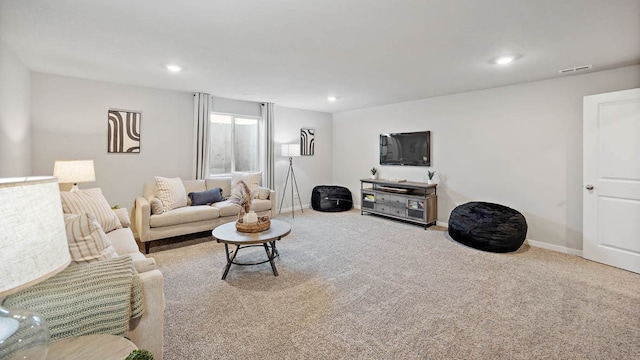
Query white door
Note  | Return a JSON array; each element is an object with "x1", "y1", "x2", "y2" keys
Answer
[{"x1": 583, "y1": 88, "x2": 640, "y2": 274}]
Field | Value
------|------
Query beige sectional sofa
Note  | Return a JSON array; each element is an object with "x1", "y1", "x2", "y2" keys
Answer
[
  {"x1": 132, "y1": 176, "x2": 276, "y2": 253},
  {"x1": 41, "y1": 188, "x2": 165, "y2": 360},
  {"x1": 107, "y1": 216, "x2": 165, "y2": 359}
]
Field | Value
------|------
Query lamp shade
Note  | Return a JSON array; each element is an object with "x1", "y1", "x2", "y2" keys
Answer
[
  {"x1": 53, "y1": 160, "x2": 95, "y2": 184},
  {"x1": 0, "y1": 176, "x2": 71, "y2": 298},
  {"x1": 281, "y1": 144, "x2": 300, "y2": 157}
]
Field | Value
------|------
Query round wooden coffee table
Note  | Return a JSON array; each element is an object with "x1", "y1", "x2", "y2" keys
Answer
[{"x1": 212, "y1": 219, "x2": 291, "y2": 280}]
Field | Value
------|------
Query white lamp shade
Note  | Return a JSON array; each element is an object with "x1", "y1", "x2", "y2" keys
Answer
[
  {"x1": 281, "y1": 143, "x2": 300, "y2": 157},
  {"x1": 53, "y1": 160, "x2": 95, "y2": 184},
  {"x1": 0, "y1": 176, "x2": 71, "y2": 297}
]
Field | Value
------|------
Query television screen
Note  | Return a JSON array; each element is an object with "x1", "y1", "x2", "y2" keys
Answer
[{"x1": 380, "y1": 131, "x2": 430, "y2": 166}]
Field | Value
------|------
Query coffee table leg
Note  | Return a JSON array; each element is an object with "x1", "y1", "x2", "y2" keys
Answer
[
  {"x1": 221, "y1": 244, "x2": 239, "y2": 280},
  {"x1": 271, "y1": 240, "x2": 279, "y2": 256},
  {"x1": 263, "y1": 243, "x2": 279, "y2": 276}
]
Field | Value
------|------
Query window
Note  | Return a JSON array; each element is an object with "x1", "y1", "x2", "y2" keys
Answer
[{"x1": 208, "y1": 113, "x2": 262, "y2": 176}]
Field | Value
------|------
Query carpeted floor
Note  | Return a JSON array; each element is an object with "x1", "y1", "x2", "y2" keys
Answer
[{"x1": 150, "y1": 209, "x2": 640, "y2": 359}]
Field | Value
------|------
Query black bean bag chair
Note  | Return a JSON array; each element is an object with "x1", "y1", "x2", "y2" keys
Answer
[
  {"x1": 448, "y1": 202, "x2": 527, "y2": 253},
  {"x1": 311, "y1": 185, "x2": 353, "y2": 212}
]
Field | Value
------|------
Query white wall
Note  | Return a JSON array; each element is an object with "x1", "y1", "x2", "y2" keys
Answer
[
  {"x1": 31, "y1": 73, "x2": 193, "y2": 208},
  {"x1": 275, "y1": 106, "x2": 333, "y2": 213},
  {"x1": 333, "y1": 65, "x2": 640, "y2": 252},
  {"x1": 0, "y1": 40, "x2": 31, "y2": 176},
  {"x1": 29, "y1": 73, "x2": 333, "y2": 210},
  {"x1": 212, "y1": 96, "x2": 261, "y2": 117}
]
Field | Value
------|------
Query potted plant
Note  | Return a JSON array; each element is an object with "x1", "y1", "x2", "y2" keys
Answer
[
  {"x1": 126, "y1": 349, "x2": 154, "y2": 360},
  {"x1": 370, "y1": 167, "x2": 379, "y2": 180},
  {"x1": 427, "y1": 170, "x2": 436, "y2": 184}
]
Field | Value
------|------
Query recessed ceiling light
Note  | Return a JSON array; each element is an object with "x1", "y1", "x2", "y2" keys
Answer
[
  {"x1": 491, "y1": 55, "x2": 518, "y2": 65},
  {"x1": 166, "y1": 64, "x2": 182, "y2": 72},
  {"x1": 327, "y1": 96, "x2": 337, "y2": 102}
]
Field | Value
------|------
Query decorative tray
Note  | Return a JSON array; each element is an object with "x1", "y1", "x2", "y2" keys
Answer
[
  {"x1": 236, "y1": 216, "x2": 271, "y2": 233},
  {"x1": 379, "y1": 186, "x2": 410, "y2": 194}
]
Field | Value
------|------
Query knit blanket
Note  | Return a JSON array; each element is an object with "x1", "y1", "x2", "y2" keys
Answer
[{"x1": 1, "y1": 256, "x2": 143, "y2": 356}]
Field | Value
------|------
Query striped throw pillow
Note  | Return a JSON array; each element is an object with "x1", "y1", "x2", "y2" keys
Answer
[
  {"x1": 60, "y1": 188, "x2": 122, "y2": 233},
  {"x1": 64, "y1": 213, "x2": 118, "y2": 264},
  {"x1": 154, "y1": 176, "x2": 187, "y2": 212}
]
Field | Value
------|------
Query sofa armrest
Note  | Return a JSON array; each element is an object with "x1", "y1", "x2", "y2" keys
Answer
[
  {"x1": 269, "y1": 190, "x2": 276, "y2": 215},
  {"x1": 109, "y1": 228, "x2": 143, "y2": 256},
  {"x1": 127, "y1": 269, "x2": 164, "y2": 360},
  {"x1": 133, "y1": 196, "x2": 151, "y2": 243},
  {"x1": 113, "y1": 207, "x2": 131, "y2": 228},
  {"x1": 134, "y1": 258, "x2": 158, "y2": 273}
]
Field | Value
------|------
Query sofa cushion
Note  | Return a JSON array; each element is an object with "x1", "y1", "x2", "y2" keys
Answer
[
  {"x1": 155, "y1": 176, "x2": 188, "y2": 211},
  {"x1": 182, "y1": 180, "x2": 206, "y2": 206},
  {"x1": 211, "y1": 200, "x2": 242, "y2": 217},
  {"x1": 188, "y1": 188, "x2": 223, "y2": 206},
  {"x1": 231, "y1": 171, "x2": 262, "y2": 191},
  {"x1": 107, "y1": 227, "x2": 141, "y2": 256},
  {"x1": 106, "y1": 228, "x2": 152, "y2": 269},
  {"x1": 64, "y1": 213, "x2": 118, "y2": 264},
  {"x1": 251, "y1": 199, "x2": 272, "y2": 213},
  {"x1": 149, "y1": 205, "x2": 220, "y2": 228},
  {"x1": 61, "y1": 188, "x2": 122, "y2": 233},
  {"x1": 182, "y1": 180, "x2": 207, "y2": 194},
  {"x1": 206, "y1": 177, "x2": 232, "y2": 198}
]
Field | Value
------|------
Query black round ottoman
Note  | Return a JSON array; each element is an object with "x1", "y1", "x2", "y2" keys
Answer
[
  {"x1": 448, "y1": 202, "x2": 527, "y2": 253},
  {"x1": 311, "y1": 185, "x2": 353, "y2": 212}
]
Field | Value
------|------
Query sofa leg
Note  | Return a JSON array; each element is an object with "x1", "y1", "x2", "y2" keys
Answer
[{"x1": 145, "y1": 242, "x2": 150, "y2": 254}]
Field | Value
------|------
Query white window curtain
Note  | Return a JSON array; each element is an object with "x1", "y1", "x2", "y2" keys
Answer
[
  {"x1": 261, "y1": 102, "x2": 275, "y2": 189},
  {"x1": 193, "y1": 93, "x2": 212, "y2": 179}
]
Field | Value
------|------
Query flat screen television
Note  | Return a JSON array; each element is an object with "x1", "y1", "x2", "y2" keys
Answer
[{"x1": 380, "y1": 131, "x2": 431, "y2": 166}]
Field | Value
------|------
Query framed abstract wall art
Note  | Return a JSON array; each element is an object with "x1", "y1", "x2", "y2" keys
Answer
[
  {"x1": 300, "y1": 128, "x2": 314, "y2": 156},
  {"x1": 108, "y1": 109, "x2": 141, "y2": 153}
]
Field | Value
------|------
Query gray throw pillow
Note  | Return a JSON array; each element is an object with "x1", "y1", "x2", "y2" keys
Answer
[{"x1": 188, "y1": 188, "x2": 223, "y2": 206}]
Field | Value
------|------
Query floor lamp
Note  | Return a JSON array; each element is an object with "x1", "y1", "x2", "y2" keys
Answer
[{"x1": 279, "y1": 144, "x2": 303, "y2": 218}]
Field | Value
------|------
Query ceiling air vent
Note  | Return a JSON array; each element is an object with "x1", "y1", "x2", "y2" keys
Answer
[{"x1": 559, "y1": 65, "x2": 592, "y2": 74}]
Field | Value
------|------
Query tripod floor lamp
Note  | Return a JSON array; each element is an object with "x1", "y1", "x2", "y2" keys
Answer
[{"x1": 279, "y1": 143, "x2": 303, "y2": 218}]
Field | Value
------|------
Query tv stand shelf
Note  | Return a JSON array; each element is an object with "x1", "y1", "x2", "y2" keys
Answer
[{"x1": 360, "y1": 179, "x2": 437, "y2": 228}]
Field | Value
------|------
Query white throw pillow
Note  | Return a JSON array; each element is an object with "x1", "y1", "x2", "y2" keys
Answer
[
  {"x1": 254, "y1": 186, "x2": 271, "y2": 200},
  {"x1": 231, "y1": 171, "x2": 262, "y2": 192},
  {"x1": 60, "y1": 188, "x2": 122, "y2": 233},
  {"x1": 154, "y1": 176, "x2": 188, "y2": 212},
  {"x1": 64, "y1": 213, "x2": 118, "y2": 264}
]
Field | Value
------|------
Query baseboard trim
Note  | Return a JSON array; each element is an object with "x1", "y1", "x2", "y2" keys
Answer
[
  {"x1": 526, "y1": 239, "x2": 583, "y2": 257},
  {"x1": 327, "y1": 209, "x2": 583, "y2": 256},
  {"x1": 409, "y1": 221, "x2": 583, "y2": 257}
]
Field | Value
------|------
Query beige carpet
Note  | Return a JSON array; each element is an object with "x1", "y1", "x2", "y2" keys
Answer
[{"x1": 150, "y1": 209, "x2": 640, "y2": 359}]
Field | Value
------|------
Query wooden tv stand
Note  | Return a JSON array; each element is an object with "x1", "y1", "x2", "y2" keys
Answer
[{"x1": 360, "y1": 179, "x2": 437, "y2": 229}]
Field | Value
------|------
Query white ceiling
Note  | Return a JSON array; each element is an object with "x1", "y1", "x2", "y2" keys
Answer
[{"x1": 1, "y1": 0, "x2": 639, "y2": 113}]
